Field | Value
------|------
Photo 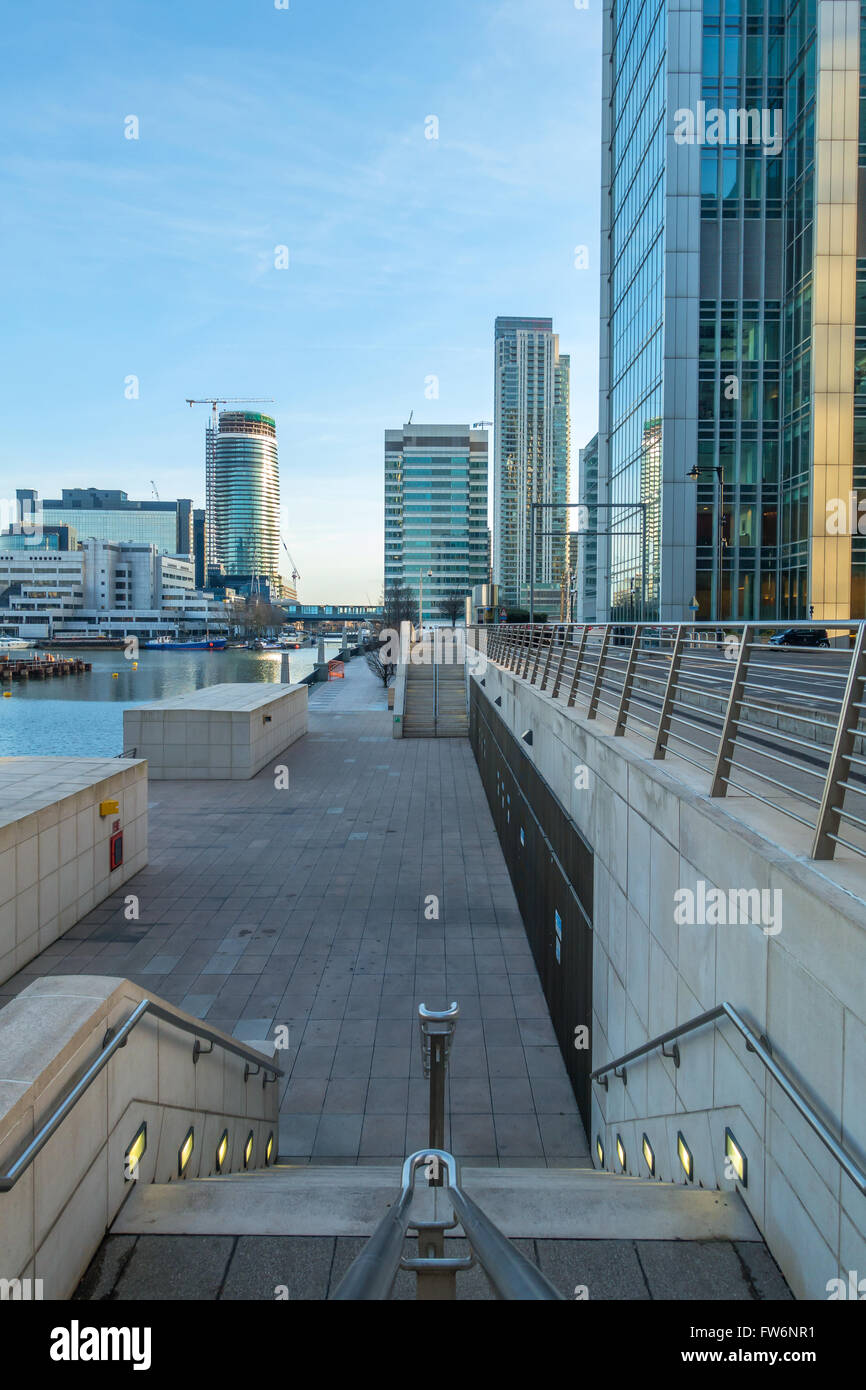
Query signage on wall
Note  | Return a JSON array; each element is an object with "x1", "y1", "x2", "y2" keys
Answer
[{"x1": 109, "y1": 829, "x2": 124, "y2": 872}]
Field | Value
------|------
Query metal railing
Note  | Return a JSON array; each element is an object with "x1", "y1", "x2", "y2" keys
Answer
[
  {"x1": 472, "y1": 620, "x2": 866, "y2": 861},
  {"x1": 332, "y1": 1001, "x2": 563, "y2": 1300},
  {"x1": 0, "y1": 998, "x2": 283, "y2": 1193},
  {"x1": 591, "y1": 1001, "x2": 866, "y2": 1196}
]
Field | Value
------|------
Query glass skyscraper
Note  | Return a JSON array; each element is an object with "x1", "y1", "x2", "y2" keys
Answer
[
  {"x1": 493, "y1": 317, "x2": 571, "y2": 610},
  {"x1": 384, "y1": 423, "x2": 489, "y2": 621},
  {"x1": 34, "y1": 489, "x2": 192, "y2": 557},
  {"x1": 598, "y1": 0, "x2": 862, "y2": 622},
  {"x1": 210, "y1": 411, "x2": 281, "y2": 582}
]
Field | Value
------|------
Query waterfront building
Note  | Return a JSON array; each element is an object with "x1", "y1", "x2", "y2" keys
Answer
[
  {"x1": 384, "y1": 423, "x2": 489, "y2": 623},
  {"x1": 208, "y1": 411, "x2": 281, "y2": 585},
  {"x1": 32, "y1": 489, "x2": 193, "y2": 558},
  {"x1": 0, "y1": 539, "x2": 225, "y2": 641},
  {"x1": 597, "y1": 0, "x2": 863, "y2": 622},
  {"x1": 493, "y1": 317, "x2": 571, "y2": 611}
]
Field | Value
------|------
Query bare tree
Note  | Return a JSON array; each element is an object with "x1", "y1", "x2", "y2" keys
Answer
[
  {"x1": 366, "y1": 650, "x2": 396, "y2": 688},
  {"x1": 438, "y1": 590, "x2": 467, "y2": 627},
  {"x1": 381, "y1": 581, "x2": 416, "y2": 630}
]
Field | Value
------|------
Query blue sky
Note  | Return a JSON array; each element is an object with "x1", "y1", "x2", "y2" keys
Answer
[{"x1": 0, "y1": 0, "x2": 602, "y2": 602}]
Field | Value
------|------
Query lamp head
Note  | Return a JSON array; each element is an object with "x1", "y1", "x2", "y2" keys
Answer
[{"x1": 687, "y1": 464, "x2": 699, "y2": 481}]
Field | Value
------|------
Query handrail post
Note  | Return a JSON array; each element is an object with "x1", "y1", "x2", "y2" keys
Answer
[
  {"x1": 550, "y1": 623, "x2": 572, "y2": 699},
  {"x1": 539, "y1": 623, "x2": 559, "y2": 691},
  {"x1": 587, "y1": 624, "x2": 612, "y2": 719},
  {"x1": 566, "y1": 625, "x2": 589, "y2": 707},
  {"x1": 710, "y1": 623, "x2": 753, "y2": 796},
  {"x1": 614, "y1": 624, "x2": 643, "y2": 736},
  {"x1": 653, "y1": 624, "x2": 685, "y2": 759},
  {"x1": 419, "y1": 1003, "x2": 459, "y2": 1181},
  {"x1": 811, "y1": 622, "x2": 866, "y2": 859},
  {"x1": 531, "y1": 624, "x2": 550, "y2": 685}
]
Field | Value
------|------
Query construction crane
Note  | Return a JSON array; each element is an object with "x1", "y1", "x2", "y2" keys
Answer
[
  {"x1": 473, "y1": 420, "x2": 493, "y2": 430},
  {"x1": 185, "y1": 397, "x2": 275, "y2": 431},
  {"x1": 282, "y1": 541, "x2": 300, "y2": 587},
  {"x1": 150, "y1": 480, "x2": 159, "y2": 500}
]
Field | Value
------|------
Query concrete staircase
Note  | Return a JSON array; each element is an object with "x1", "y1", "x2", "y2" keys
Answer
[
  {"x1": 435, "y1": 662, "x2": 468, "y2": 736},
  {"x1": 402, "y1": 646, "x2": 468, "y2": 738},
  {"x1": 402, "y1": 662, "x2": 436, "y2": 736},
  {"x1": 78, "y1": 1163, "x2": 790, "y2": 1300}
]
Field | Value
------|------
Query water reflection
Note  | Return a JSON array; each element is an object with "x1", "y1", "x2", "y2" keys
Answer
[{"x1": 0, "y1": 643, "x2": 343, "y2": 759}]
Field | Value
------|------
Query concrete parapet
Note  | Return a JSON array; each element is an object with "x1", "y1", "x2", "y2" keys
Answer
[
  {"x1": 470, "y1": 661, "x2": 866, "y2": 1300},
  {"x1": 123, "y1": 682, "x2": 308, "y2": 780},
  {"x1": 0, "y1": 757, "x2": 147, "y2": 986},
  {"x1": 0, "y1": 976, "x2": 279, "y2": 1298}
]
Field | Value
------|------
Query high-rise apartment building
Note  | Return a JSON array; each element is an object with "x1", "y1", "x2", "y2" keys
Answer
[
  {"x1": 208, "y1": 411, "x2": 281, "y2": 584},
  {"x1": 598, "y1": 0, "x2": 862, "y2": 622},
  {"x1": 574, "y1": 433, "x2": 600, "y2": 622},
  {"x1": 384, "y1": 423, "x2": 489, "y2": 622},
  {"x1": 493, "y1": 317, "x2": 571, "y2": 611}
]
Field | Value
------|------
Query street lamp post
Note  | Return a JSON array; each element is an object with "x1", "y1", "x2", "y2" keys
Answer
[
  {"x1": 687, "y1": 464, "x2": 725, "y2": 621},
  {"x1": 419, "y1": 567, "x2": 432, "y2": 633}
]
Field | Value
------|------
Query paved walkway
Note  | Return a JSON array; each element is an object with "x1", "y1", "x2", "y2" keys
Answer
[
  {"x1": 76, "y1": 1233, "x2": 791, "y2": 1301},
  {"x1": 2, "y1": 656, "x2": 589, "y2": 1167}
]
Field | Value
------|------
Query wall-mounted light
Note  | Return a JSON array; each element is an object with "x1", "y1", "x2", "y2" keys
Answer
[
  {"x1": 724, "y1": 1127, "x2": 748, "y2": 1187},
  {"x1": 596, "y1": 1136, "x2": 604, "y2": 1167},
  {"x1": 521, "y1": 729, "x2": 533, "y2": 746},
  {"x1": 616, "y1": 1134, "x2": 626, "y2": 1171},
  {"x1": 125, "y1": 1122, "x2": 147, "y2": 1181},
  {"x1": 494, "y1": 695, "x2": 502, "y2": 707},
  {"x1": 677, "y1": 1131, "x2": 694, "y2": 1182},
  {"x1": 266, "y1": 1132, "x2": 274, "y2": 1166},
  {"x1": 215, "y1": 1129, "x2": 228, "y2": 1174},
  {"x1": 642, "y1": 1133, "x2": 655, "y2": 1176},
  {"x1": 244, "y1": 1131, "x2": 254, "y2": 1169},
  {"x1": 178, "y1": 1126, "x2": 194, "y2": 1178}
]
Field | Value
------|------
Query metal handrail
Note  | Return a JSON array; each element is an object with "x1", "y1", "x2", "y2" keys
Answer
[
  {"x1": 591, "y1": 1001, "x2": 866, "y2": 1195},
  {"x1": 0, "y1": 997, "x2": 283, "y2": 1192},
  {"x1": 471, "y1": 620, "x2": 866, "y2": 860},
  {"x1": 331, "y1": 1150, "x2": 564, "y2": 1301}
]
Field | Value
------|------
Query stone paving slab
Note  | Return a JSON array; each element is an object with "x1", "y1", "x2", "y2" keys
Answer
[
  {"x1": 0, "y1": 655, "x2": 590, "y2": 1168},
  {"x1": 75, "y1": 1233, "x2": 792, "y2": 1301}
]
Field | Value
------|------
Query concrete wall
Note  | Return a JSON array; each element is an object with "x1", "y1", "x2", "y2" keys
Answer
[
  {"x1": 123, "y1": 682, "x2": 307, "y2": 780},
  {"x1": 0, "y1": 758, "x2": 147, "y2": 987},
  {"x1": 470, "y1": 662, "x2": 866, "y2": 1300},
  {"x1": 0, "y1": 976, "x2": 279, "y2": 1298}
]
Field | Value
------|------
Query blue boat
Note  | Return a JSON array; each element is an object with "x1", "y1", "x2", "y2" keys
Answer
[{"x1": 144, "y1": 636, "x2": 228, "y2": 651}]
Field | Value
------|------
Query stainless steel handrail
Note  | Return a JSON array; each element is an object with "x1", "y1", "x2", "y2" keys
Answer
[
  {"x1": 331, "y1": 1150, "x2": 564, "y2": 1301},
  {"x1": 0, "y1": 997, "x2": 283, "y2": 1193},
  {"x1": 472, "y1": 620, "x2": 866, "y2": 860},
  {"x1": 591, "y1": 1001, "x2": 866, "y2": 1195}
]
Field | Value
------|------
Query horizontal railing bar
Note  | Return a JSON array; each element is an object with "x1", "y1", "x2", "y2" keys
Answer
[
  {"x1": 825, "y1": 830, "x2": 866, "y2": 857},
  {"x1": 723, "y1": 758, "x2": 823, "y2": 804},
  {"x1": 726, "y1": 738, "x2": 828, "y2": 777},
  {"x1": 719, "y1": 777, "x2": 816, "y2": 827}
]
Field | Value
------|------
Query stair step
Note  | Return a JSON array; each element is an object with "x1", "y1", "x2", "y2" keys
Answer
[{"x1": 111, "y1": 1165, "x2": 760, "y2": 1242}]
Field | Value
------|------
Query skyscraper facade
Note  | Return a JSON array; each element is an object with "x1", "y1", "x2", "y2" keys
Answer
[
  {"x1": 598, "y1": 0, "x2": 862, "y2": 622},
  {"x1": 493, "y1": 317, "x2": 571, "y2": 611},
  {"x1": 384, "y1": 423, "x2": 489, "y2": 622},
  {"x1": 209, "y1": 411, "x2": 281, "y2": 583}
]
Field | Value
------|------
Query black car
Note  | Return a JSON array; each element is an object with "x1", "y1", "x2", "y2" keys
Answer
[{"x1": 768, "y1": 627, "x2": 830, "y2": 648}]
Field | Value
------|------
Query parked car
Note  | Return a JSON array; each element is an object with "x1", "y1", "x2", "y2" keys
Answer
[{"x1": 768, "y1": 627, "x2": 830, "y2": 648}]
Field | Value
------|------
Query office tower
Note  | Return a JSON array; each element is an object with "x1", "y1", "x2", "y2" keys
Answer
[
  {"x1": 35, "y1": 489, "x2": 194, "y2": 557},
  {"x1": 384, "y1": 423, "x2": 489, "y2": 622},
  {"x1": 598, "y1": 0, "x2": 862, "y2": 622},
  {"x1": 493, "y1": 317, "x2": 571, "y2": 611},
  {"x1": 193, "y1": 509, "x2": 207, "y2": 590},
  {"x1": 210, "y1": 411, "x2": 281, "y2": 583}
]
